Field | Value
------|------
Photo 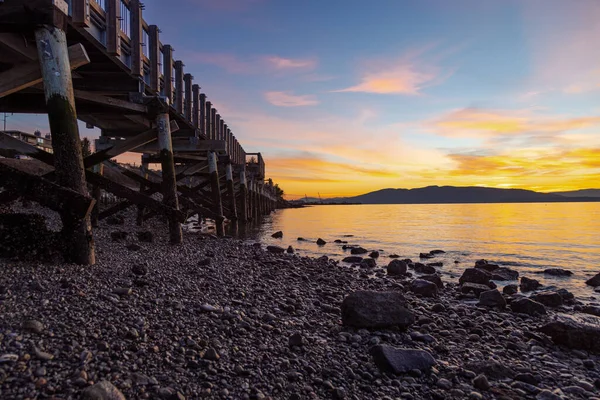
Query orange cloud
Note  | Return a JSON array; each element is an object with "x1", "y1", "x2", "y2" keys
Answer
[
  {"x1": 335, "y1": 49, "x2": 445, "y2": 95},
  {"x1": 187, "y1": 53, "x2": 316, "y2": 74},
  {"x1": 264, "y1": 91, "x2": 319, "y2": 107},
  {"x1": 432, "y1": 108, "x2": 600, "y2": 138}
]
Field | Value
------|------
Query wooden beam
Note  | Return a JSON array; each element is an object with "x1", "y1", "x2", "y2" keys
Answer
[
  {"x1": 162, "y1": 45, "x2": 174, "y2": 102},
  {"x1": 0, "y1": 43, "x2": 90, "y2": 98},
  {"x1": 184, "y1": 73, "x2": 193, "y2": 122},
  {"x1": 106, "y1": 0, "x2": 121, "y2": 56},
  {"x1": 199, "y1": 93, "x2": 206, "y2": 137},
  {"x1": 0, "y1": 33, "x2": 38, "y2": 60},
  {"x1": 174, "y1": 60, "x2": 184, "y2": 114},
  {"x1": 148, "y1": 25, "x2": 160, "y2": 92},
  {"x1": 71, "y1": 0, "x2": 91, "y2": 27},
  {"x1": 73, "y1": 90, "x2": 148, "y2": 113},
  {"x1": 126, "y1": 138, "x2": 227, "y2": 154},
  {"x1": 130, "y1": 0, "x2": 143, "y2": 76},
  {"x1": 0, "y1": 162, "x2": 95, "y2": 220},
  {"x1": 192, "y1": 84, "x2": 200, "y2": 129}
]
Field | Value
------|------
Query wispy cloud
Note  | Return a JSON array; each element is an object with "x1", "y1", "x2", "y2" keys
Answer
[
  {"x1": 187, "y1": 0, "x2": 266, "y2": 12},
  {"x1": 187, "y1": 52, "x2": 317, "y2": 74},
  {"x1": 334, "y1": 48, "x2": 446, "y2": 95},
  {"x1": 264, "y1": 91, "x2": 319, "y2": 107}
]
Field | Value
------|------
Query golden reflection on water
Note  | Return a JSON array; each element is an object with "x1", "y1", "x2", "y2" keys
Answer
[{"x1": 254, "y1": 203, "x2": 600, "y2": 295}]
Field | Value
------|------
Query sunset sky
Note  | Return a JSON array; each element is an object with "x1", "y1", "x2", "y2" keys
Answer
[{"x1": 9, "y1": 0, "x2": 600, "y2": 198}]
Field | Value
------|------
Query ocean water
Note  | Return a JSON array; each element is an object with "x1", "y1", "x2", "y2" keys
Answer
[{"x1": 241, "y1": 203, "x2": 600, "y2": 297}]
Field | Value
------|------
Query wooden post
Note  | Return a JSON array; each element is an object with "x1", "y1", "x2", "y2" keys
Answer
[
  {"x1": 215, "y1": 114, "x2": 221, "y2": 140},
  {"x1": 184, "y1": 73, "x2": 193, "y2": 121},
  {"x1": 156, "y1": 111, "x2": 183, "y2": 244},
  {"x1": 224, "y1": 125, "x2": 229, "y2": 153},
  {"x1": 225, "y1": 162, "x2": 237, "y2": 221},
  {"x1": 208, "y1": 151, "x2": 224, "y2": 236},
  {"x1": 205, "y1": 100, "x2": 212, "y2": 139},
  {"x1": 163, "y1": 45, "x2": 174, "y2": 102},
  {"x1": 106, "y1": 0, "x2": 121, "y2": 56},
  {"x1": 35, "y1": 23, "x2": 95, "y2": 265},
  {"x1": 239, "y1": 169, "x2": 248, "y2": 223},
  {"x1": 136, "y1": 157, "x2": 149, "y2": 225},
  {"x1": 192, "y1": 84, "x2": 200, "y2": 129},
  {"x1": 148, "y1": 25, "x2": 160, "y2": 92},
  {"x1": 174, "y1": 61, "x2": 184, "y2": 114},
  {"x1": 72, "y1": 0, "x2": 91, "y2": 27},
  {"x1": 200, "y1": 93, "x2": 206, "y2": 136},
  {"x1": 130, "y1": 0, "x2": 143, "y2": 76},
  {"x1": 210, "y1": 108, "x2": 217, "y2": 140},
  {"x1": 91, "y1": 163, "x2": 103, "y2": 227}
]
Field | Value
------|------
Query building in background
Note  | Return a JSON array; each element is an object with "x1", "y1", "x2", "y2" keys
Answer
[{"x1": 0, "y1": 130, "x2": 53, "y2": 158}]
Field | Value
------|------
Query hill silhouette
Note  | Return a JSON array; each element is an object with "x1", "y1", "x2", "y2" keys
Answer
[{"x1": 327, "y1": 186, "x2": 600, "y2": 204}]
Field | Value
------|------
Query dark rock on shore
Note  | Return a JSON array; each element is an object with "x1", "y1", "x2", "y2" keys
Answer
[
  {"x1": 81, "y1": 381, "x2": 126, "y2": 400},
  {"x1": 137, "y1": 231, "x2": 153, "y2": 243},
  {"x1": 582, "y1": 306, "x2": 600, "y2": 317},
  {"x1": 316, "y1": 238, "x2": 327, "y2": 245},
  {"x1": 271, "y1": 231, "x2": 283, "y2": 238},
  {"x1": 414, "y1": 263, "x2": 436, "y2": 274},
  {"x1": 359, "y1": 258, "x2": 376, "y2": 268},
  {"x1": 420, "y1": 274, "x2": 443, "y2": 288},
  {"x1": 266, "y1": 245, "x2": 285, "y2": 254},
  {"x1": 520, "y1": 276, "x2": 542, "y2": 292},
  {"x1": 410, "y1": 279, "x2": 438, "y2": 297},
  {"x1": 510, "y1": 298, "x2": 547, "y2": 316},
  {"x1": 461, "y1": 282, "x2": 492, "y2": 296},
  {"x1": 430, "y1": 249, "x2": 445, "y2": 255},
  {"x1": 370, "y1": 345, "x2": 435, "y2": 374},
  {"x1": 419, "y1": 252, "x2": 434, "y2": 259},
  {"x1": 110, "y1": 231, "x2": 127, "y2": 241},
  {"x1": 369, "y1": 251, "x2": 379, "y2": 258},
  {"x1": 539, "y1": 314, "x2": 600, "y2": 354},
  {"x1": 286, "y1": 245, "x2": 294, "y2": 254},
  {"x1": 350, "y1": 247, "x2": 368, "y2": 255},
  {"x1": 503, "y1": 284, "x2": 518, "y2": 295},
  {"x1": 586, "y1": 272, "x2": 600, "y2": 287},
  {"x1": 427, "y1": 261, "x2": 443, "y2": 267},
  {"x1": 387, "y1": 259, "x2": 407, "y2": 275},
  {"x1": 531, "y1": 291, "x2": 564, "y2": 307},
  {"x1": 342, "y1": 256, "x2": 362, "y2": 263},
  {"x1": 459, "y1": 268, "x2": 493, "y2": 287},
  {"x1": 478, "y1": 289, "x2": 506, "y2": 308},
  {"x1": 297, "y1": 237, "x2": 307, "y2": 241},
  {"x1": 541, "y1": 268, "x2": 573, "y2": 277},
  {"x1": 341, "y1": 291, "x2": 414, "y2": 329},
  {"x1": 491, "y1": 267, "x2": 519, "y2": 281}
]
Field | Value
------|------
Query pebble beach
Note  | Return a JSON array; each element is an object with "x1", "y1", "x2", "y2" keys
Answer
[{"x1": 1, "y1": 207, "x2": 600, "y2": 400}]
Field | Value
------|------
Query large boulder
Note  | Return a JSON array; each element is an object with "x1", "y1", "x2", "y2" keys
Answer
[
  {"x1": 582, "y1": 306, "x2": 600, "y2": 317},
  {"x1": 459, "y1": 268, "x2": 492, "y2": 286},
  {"x1": 520, "y1": 277, "x2": 542, "y2": 292},
  {"x1": 586, "y1": 273, "x2": 600, "y2": 287},
  {"x1": 478, "y1": 289, "x2": 506, "y2": 308},
  {"x1": 542, "y1": 268, "x2": 573, "y2": 277},
  {"x1": 491, "y1": 267, "x2": 519, "y2": 281},
  {"x1": 360, "y1": 258, "x2": 376, "y2": 268},
  {"x1": 538, "y1": 314, "x2": 600, "y2": 354},
  {"x1": 370, "y1": 345, "x2": 435, "y2": 374},
  {"x1": 81, "y1": 381, "x2": 126, "y2": 400},
  {"x1": 510, "y1": 298, "x2": 546, "y2": 316},
  {"x1": 460, "y1": 282, "x2": 493, "y2": 296},
  {"x1": 341, "y1": 291, "x2": 414, "y2": 329},
  {"x1": 266, "y1": 245, "x2": 285, "y2": 254},
  {"x1": 387, "y1": 260, "x2": 407, "y2": 276},
  {"x1": 413, "y1": 263, "x2": 436, "y2": 274},
  {"x1": 531, "y1": 291, "x2": 564, "y2": 307},
  {"x1": 410, "y1": 279, "x2": 438, "y2": 297},
  {"x1": 351, "y1": 247, "x2": 368, "y2": 255},
  {"x1": 420, "y1": 274, "x2": 443, "y2": 289}
]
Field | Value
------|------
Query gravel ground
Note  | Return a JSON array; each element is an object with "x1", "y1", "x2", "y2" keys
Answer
[{"x1": 1, "y1": 207, "x2": 600, "y2": 400}]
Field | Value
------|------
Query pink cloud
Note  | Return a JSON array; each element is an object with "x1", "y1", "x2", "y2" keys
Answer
[
  {"x1": 264, "y1": 91, "x2": 319, "y2": 107},
  {"x1": 187, "y1": 52, "x2": 317, "y2": 74}
]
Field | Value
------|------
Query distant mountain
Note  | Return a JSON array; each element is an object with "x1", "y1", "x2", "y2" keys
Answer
[
  {"x1": 551, "y1": 189, "x2": 600, "y2": 198},
  {"x1": 326, "y1": 186, "x2": 600, "y2": 204}
]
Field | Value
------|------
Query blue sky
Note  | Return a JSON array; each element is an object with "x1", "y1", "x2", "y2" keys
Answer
[{"x1": 9, "y1": 0, "x2": 600, "y2": 198}]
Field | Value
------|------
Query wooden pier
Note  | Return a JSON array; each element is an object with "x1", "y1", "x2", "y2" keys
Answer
[{"x1": 0, "y1": 0, "x2": 279, "y2": 264}]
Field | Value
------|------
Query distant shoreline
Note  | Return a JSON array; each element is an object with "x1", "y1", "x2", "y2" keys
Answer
[{"x1": 294, "y1": 198, "x2": 600, "y2": 206}]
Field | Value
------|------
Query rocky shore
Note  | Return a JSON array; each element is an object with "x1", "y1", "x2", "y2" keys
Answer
[{"x1": 1, "y1": 209, "x2": 600, "y2": 399}]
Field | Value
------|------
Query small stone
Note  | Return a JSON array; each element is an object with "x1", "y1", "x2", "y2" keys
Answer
[
  {"x1": 137, "y1": 231, "x2": 154, "y2": 243},
  {"x1": 503, "y1": 284, "x2": 518, "y2": 295},
  {"x1": 360, "y1": 258, "x2": 376, "y2": 268},
  {"x1": 473, "y1": 374, "x2": 490, "y2": 391},
  {"x1": 113, "y1": 287, "x2": 132, "y2": 296},
  {"x1": 437, "y1": 378, "x2": 452, "y2": 389},
  {"x1": 286, "y1": 246, "x2": 294, "y2": 254},
  {"x1": 23, "y1": 319, "x2": 44, "y2": 334},
  {"x1": 478, "y1": 289, "x2": 506, "y2": 308},
  {"x1": 369, "y1": 251, "x2": 380, "y2": 258},
  {"x1": 34, "y1": 347, "x2": 54, "y2": 361},
  {"x1": 410, "y1": 279, "x2": 438, "y2": 297},
  {"x1": 351, "y1": 247, "x2": 368, "y2": 255},
  {"x1": 387, "y1": 260, "x2": 408, "y2": 276},
  {"x1": 316, "y1": 238, "x2": 326, "y2": 245},
  {"x1": 131, "y1": 263, "x2": 148, "y2": 276},
  {"x1": 543, "y1": 268, "x2": 573, "y2": 276},
  {"x1": 0, "y1": 354, "x2": 18, "y2": 363},
  {"x1": 289, "y1": 332, "x2": 304, "y2": 347},
  {"x1": 110, "y1": 231, "x2": 127, "y2": 241},
  {"x1": 510, "y1": 298, "x2": 546, "y2": 316},
  {"x1": 370, "y1": 345, "x2": 435, "y2": 374},
  {"x1": 343, "y1": 256, "x2": 363, "y2": 263},
  {"x1": 520, "y1": 277, "x2": 542, "y2": 292},
  {"x1": 271, "y1": 231, "x2": 283, "y2": 238},
  {"x1": 203, "y1": 347, "x2": 220, "y2": 361},
  {"x1": 266, "y1": 245, "x2": 285, "y2": 254},
  {"x1": 81, "y1": 381, "x2": 126, "y2": 400}
]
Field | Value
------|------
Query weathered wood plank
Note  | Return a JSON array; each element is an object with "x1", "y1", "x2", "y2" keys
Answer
[
  {"x1": 71, "y1": 0, "x2": 91, "y2": 27},
  {"x1": 0, "y1": 33, "x2": 38, "y2": 60},
  {"x1": 130, "y1": 0, "x2": 143, "y2": 76},
  {"x1": 106, "y1": 0, "x2": 121, "y2": 56},
  {"x1": 0, "y1": 43, "x2": 90, "y2": 98},
  {"x1": 74, "y1": 90, "x2": 148, "y2": 113},
  {"x1": 148, "y1": 25, "x2": 160, "y2": 91}
]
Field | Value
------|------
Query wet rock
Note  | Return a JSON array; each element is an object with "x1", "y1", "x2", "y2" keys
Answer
[
  {"x1": 542, "y1": 268, "x2": 573, "y2": 277},
  {"x1": 585, "y1": 272, "x2": 600, "y2": 287},
  {"x1": 286, "y1": 245, "x2": 294, "y2": 254},
  {"x1": 369, "y1": 251, "x2": 380, "y2": 259},
  {"x1": 370, "y1": 345, "x2": 435, "y2": 374},
  {"x1": 503, "y1": 284, "x2": 518, "y2": 295},
  {"x1": 430, "y1": 249, "x2": 445, "y2": 255},
  {"x1": 414, "y1": 263, "x2": 436, "y2": 274},
  {"x1": 420, "y1": 274, "x2": 443, "y2": 289},
  {"x1": 473, "y1": 374, "x2": 490, "y2": 391},
  {"x1": 389, "y1": 254, "x2": 400, "y2": 258},
  {"x1": 410, "y1": 279, "x2": 438, "y2": 297},
  {"x1": 419, "y1": 253, "x2": 434, "y2": 259},
  {"x1": 539, "y1": 314, "x2": 600, "y2": 353},
  {"x1": 387, "y1": 259, "x2": 407, "y2": 275},
  {"x1": 461, "y1": 282, "x2": 493, "y2": 297},
  {"x1": 110, "y1": 231, "x2": 127, "y2": 242},
  {"x1": 341, "y1": 291, "x2": 414, "y2": 329},
  {"x1": 137, "y1": 231, "x2": 153, "y2": 243},
  {"x1": 343, "y1": 256, "x2": 363, "y2": 263},
  {"x1": 491, "y1": 267, "x2": 519, "y2": 281},
  {"x1": 360, "y1": 258, "x2": 376, "y2": 268},
  {"x1": 427, "y1": 262, "x2": 443, "y2": 267},
  {"x1": 582, "y1": 305, "x2": 600, "y2": 317},
  {"x1": 266, "y1": 245, "x2": 285, "y2": 254},
  {"x1": 316, "y1": 238, "x2": 326, "y2": 246},
  {"x1": 271, "y1": 231, "x2": 283, "y2": 238},
  {"x1": 459, "y1": 268, "x2": 493, "y2": 286},
  {"x1": 23, "y1": 319, "x2": 44, "y2": 334},
  {"x1": 531, "y1": 291, "x2": 563, "y2": 307},
  {"x1": 510, "y1": 298, "x2": 546, "y2": 316},
  {"x1": 478, "y1": 289, "x2": 506, "y2": 308},
  {"x1": 520, "y1": 277, "x2": 542, "y2": 292},
  {"x1": 81, "y1": 381, "x2": 126, "y2": 400},
  {"x1": 556, "y1": 288, "x2": 574, "y2": 301},
  {"x1": 351, "y1": 247, "x2": 368, "y2": 255},
  {"x1": 297, "y1": 237, "x2": 306, "y2": 241}
]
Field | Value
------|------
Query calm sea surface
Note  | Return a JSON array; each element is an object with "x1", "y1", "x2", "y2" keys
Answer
[{"x1": 240, "y1": 203, "x2": 600, "y2": 297}]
